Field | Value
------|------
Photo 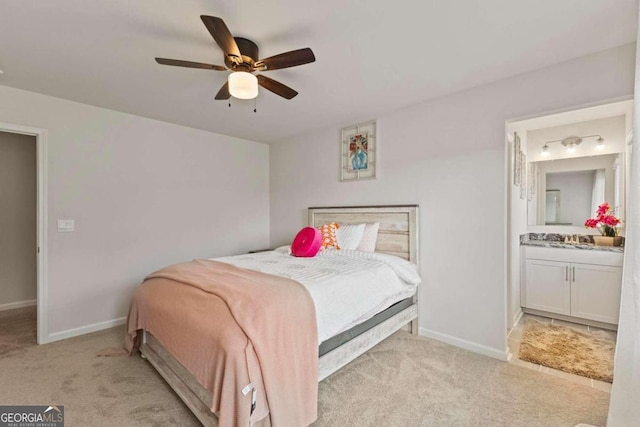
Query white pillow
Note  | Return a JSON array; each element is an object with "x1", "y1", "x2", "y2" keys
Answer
[
  {"x1": 335, "y1": 223, "x2": 366, "y2": 250},
  {"x1": 357, "y1": 222, "x2": 380, "y2": 252}
]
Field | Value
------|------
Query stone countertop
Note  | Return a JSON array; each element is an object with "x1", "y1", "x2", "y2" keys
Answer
[{"x1": 521, "y1": 239, "x2": 624, "y2": 253}]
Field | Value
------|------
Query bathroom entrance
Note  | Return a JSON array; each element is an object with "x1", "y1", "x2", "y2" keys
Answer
[{"x1": 504, "y1": 98, "x2": 633, "y2": 391}]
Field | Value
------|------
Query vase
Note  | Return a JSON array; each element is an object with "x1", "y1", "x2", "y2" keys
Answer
[{"x1": 593, "y1": 235, "x2": 623, "y2": 247}]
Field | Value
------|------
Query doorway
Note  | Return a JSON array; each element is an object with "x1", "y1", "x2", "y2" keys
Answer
[
  {"x1": 504, "y1": 98, "x2": 632, "y2": 392},
  {"x1": 0, "y1": 123, "x2": 47, "y2": 345},
  {"x1": 0, "y1": 131, "x2": 37, "y2": 350}
]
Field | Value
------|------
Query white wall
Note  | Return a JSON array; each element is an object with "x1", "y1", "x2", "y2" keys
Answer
[
  {"x1": 270, "y1": 43, "x2": 635, "y2": 358},
  {"x1": 0, "y1": 85, "x2": 270, "y2": 340},
  {"x1": 607, "y1": 12, "x2": 640, "y2": 424}
]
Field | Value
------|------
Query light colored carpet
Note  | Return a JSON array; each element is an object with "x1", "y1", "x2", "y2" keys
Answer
[
  {"x1": 0, "y1": 306, "x2": 37, "y2": 358},
  {"x1": 519, "y1": 320, "x2": 615, "y2": 383},
  {"x1": 0, "y1": 309, "x2": 609, "y2": 426}
]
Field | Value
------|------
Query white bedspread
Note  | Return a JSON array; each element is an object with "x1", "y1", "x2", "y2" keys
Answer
[{"x1": 214, "y1": 247, "x2": 421, "y2": 343}]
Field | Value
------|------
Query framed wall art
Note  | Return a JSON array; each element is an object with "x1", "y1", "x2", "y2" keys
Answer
[
  {"x1": 513, "y1": 132, "x2": 521, "y2": 186},
  {"x1": 341, "y1": 120, "x2": 377, "y2": 181},
  {"x1": 527, "y1": 162, "x2": 537, "y2": 201},
  {"x1": 520, "y1": 152, "x2": 527, "y2": 200}
]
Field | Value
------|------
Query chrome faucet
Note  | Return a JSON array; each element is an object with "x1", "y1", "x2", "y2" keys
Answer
[{"x1": 565, "y1": 234, "x2": 579, "y2": 245}]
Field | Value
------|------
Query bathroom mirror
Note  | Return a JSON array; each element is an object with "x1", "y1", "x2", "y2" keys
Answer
[
  {"x1": 545, "y1": 190, "x2": 561, "y2": 224},
  {"x1": 528, "y1": 153, "x2": 625, "y2": 226}
]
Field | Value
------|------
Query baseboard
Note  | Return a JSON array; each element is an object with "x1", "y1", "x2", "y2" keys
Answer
[
  {"x1": 0, "y1": 299, "x2": 36, "y2": 311},
  {"x1": 419, "y1": 327, "x2": 509, "y2": 361},
  {"x1": 511, "y1": 308, "x2": 524, "y2": 330},
  {"x1": 522, "y1": 308, "x2": 618, "y2": 331},
  {"x1": 47, "y1": 316, "x2": 126, "y2": 343}
]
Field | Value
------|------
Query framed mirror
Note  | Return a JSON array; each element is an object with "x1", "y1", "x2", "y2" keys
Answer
[{"x1": 528, "y1": 153, "x2": 625, "y2": 226}]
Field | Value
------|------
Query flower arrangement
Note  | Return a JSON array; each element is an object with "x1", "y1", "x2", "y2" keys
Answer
[{"x1": 585, "y1": 202, "x2": 621, "y2": 237}]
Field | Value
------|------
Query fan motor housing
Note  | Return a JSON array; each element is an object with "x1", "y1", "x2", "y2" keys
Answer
[{"x1": 225, "y1": 37, "x2": 259, "y2": 69}]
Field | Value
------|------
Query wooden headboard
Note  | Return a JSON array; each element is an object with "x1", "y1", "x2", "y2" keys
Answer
[{"x1": 307, "y1": 205, "x2": 419, "y2": 265}]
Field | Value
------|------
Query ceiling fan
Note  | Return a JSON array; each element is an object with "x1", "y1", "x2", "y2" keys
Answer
[{"x1": 155, "y1": 16, "x2": 316, "y2": 101}]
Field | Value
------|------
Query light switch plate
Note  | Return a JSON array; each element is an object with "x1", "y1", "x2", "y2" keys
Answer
[{"x1": 57, "y1": 219, "x2": 75, "y2": 232}]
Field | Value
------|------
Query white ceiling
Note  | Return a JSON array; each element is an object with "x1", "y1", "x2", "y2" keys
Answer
[{"x1": 0, "y1": 0, "x2": 637, "y2": 143}]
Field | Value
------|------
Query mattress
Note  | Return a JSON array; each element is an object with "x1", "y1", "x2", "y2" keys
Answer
[
  {"x1": 318, "y1": 297, "x2": 414, "y2": 356},
  {"x1": 214, "y1": 247, "x2": 421, "y2": 343}
]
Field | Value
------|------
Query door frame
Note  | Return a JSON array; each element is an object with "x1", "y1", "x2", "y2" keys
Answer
[{"x1": 0, "y1": 122, "x2": 48, "y2": 344}]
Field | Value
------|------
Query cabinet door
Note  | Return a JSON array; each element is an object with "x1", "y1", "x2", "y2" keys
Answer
[
  {"x1": 571, "y1": 263, "x2": 622, "y2": 324},
  {"x1": 525, "y1": 259, "x2": 571, "y2": 315}
]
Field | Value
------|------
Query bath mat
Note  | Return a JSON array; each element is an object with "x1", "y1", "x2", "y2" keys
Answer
[{"x1": 518, "y1": 320, "x2": 615, "y2": 383}]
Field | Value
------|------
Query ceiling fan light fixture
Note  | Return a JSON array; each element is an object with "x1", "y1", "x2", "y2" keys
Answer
[
  {"x1": 541, "y1": 144, "x2": 550, "y2": 156},
  {"x1": 156, "y1": 16, "x2": 315, "y2": 102},
  {"x1": 596, "y1": 136, "x2": 606, "y2": 150},
  {"x1": 228, "y1": 71, "x2": 258, "y2": 99}
]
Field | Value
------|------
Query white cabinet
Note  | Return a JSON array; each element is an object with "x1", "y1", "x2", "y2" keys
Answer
[
  {"x1": 522, "y1": 246, "x2": 623, "y2": 325},
  {"x1": 525, "y1": 259, "x2": 571, "y2": 315},
  {"x1": 571, "y1": 263, "x2": 622, "y2": 324}
]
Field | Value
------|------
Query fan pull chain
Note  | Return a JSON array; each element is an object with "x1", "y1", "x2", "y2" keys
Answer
[
  {"x1": 253, "y1": 98, "x2": 257, "y2": 113},
  {"x1": 228, "y1": 99, "x2": 231, "y2": 108}
]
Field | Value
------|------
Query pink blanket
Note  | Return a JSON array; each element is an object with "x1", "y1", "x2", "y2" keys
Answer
[{"x1": 126, "y1": 259, "x2": 318, "y2": 427}]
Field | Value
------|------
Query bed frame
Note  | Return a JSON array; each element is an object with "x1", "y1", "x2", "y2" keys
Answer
[{"x1": 139, "y1": 205, "x2": 420, "y2": 426}]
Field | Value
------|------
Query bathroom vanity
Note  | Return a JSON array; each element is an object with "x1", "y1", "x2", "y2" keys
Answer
[{"x1": 521, "y1": 235, "x2": 623, "y2": 329}]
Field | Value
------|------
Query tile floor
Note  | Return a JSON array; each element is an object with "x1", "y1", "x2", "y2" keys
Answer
[{"x1": 507, "y1": 313, "x2": 614, "y2": 393}]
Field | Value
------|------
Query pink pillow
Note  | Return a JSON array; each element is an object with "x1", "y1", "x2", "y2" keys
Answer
[{"x1": 291, "y1": 227, "x2": 322, "y2": 257}]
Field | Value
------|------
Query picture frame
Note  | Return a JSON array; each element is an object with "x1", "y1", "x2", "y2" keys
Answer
[
  {"x1": 341, "y1": 120, "x2": 377, "y2": 181},
  {"x1": 520, "y1": 152, "x2": 527, "y2": 200},
  {"x1": 513, "y1": 132, "x2": 521, "y2": 186},
  {"x1": 527, "y1": 162, "x2": 536, "y2": 201}
]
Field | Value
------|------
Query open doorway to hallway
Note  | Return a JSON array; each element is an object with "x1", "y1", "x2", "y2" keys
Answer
[{"x1": 0, "y1": 130, "x2": 37, "y2": 352}]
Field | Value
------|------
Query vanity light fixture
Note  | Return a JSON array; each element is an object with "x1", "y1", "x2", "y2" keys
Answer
[
  {"x1": 540, "y1": 134, "x2": 604, "y2": 156},
  {"x1": 561, "y1": 135, "x2": 582, "y2": 154}
]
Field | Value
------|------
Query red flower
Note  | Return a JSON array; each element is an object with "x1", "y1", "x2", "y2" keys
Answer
[
  {"x1": 585, "y1": 202, "x2": 621, "y2": 235},
  {"x1": 584, "y1": 218, "x2": 599, "y2": 228},
  {"x1": 597, "y1": 203, "x2": 610, "y2": 216}
]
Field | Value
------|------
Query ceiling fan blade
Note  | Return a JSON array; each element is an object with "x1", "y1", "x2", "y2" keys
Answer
[
  {"x1": 155, "y1": 58, "x2": 226, "y2": 71},
  {"x1": 215, "y1": 81, "x2": 231, "y2": 100},
  {"x1": 257, "y1": 75, "x2": 298, "y2": 99},
  {"x1": 256, "y1": 48, "x2": 315, "y2": 71},
  {"x1": 200, "y1": 16, "x2": 241, "y2": 59}
]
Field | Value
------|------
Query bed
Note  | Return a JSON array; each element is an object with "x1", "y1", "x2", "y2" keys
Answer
[{"x1": 132, "y1": 205, "x2": 420, "y2": 426}]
